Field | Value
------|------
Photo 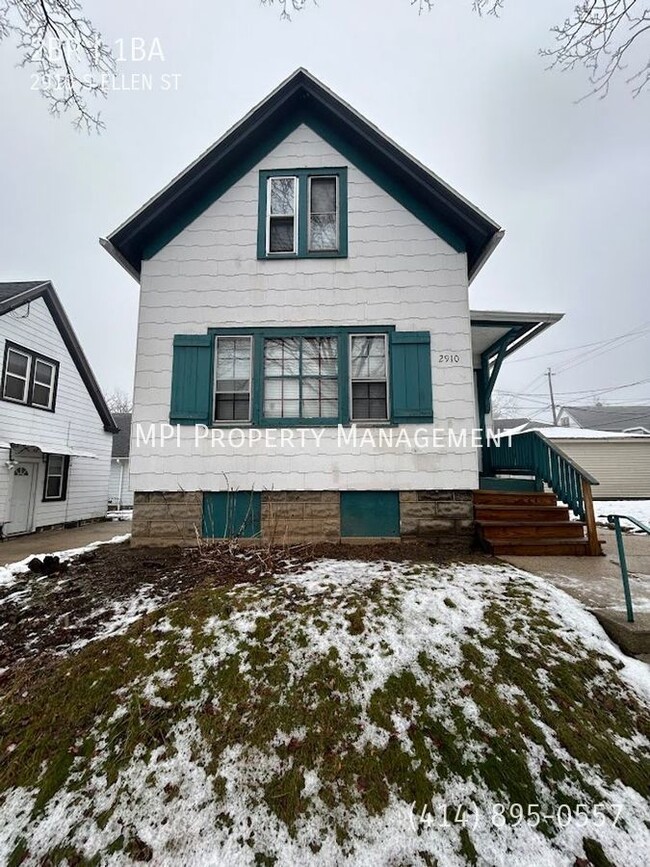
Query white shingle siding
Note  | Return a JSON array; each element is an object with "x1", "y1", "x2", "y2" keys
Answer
[
  {"x1": 0, "y1": 296, "x2": 112, "y2": 528},
  {"x1": 132, "y1": 125, "x2": 478, "y2": 493}
]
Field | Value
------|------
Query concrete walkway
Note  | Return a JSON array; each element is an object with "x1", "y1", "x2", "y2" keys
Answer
[
  {"x1": 502, "y1": 527, "x2": 650, "y2": 657},
  {"x1": 0, "y1": 520, "x2": 132, "y2": 566}
]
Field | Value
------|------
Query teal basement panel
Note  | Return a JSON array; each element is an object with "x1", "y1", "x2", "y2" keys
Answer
[
  {"x1": 203, "y1": 492, "x2": 261, "y2": 538},
  {"x1": 340, "y1": 491, "x2": 400, "y2": 537}
]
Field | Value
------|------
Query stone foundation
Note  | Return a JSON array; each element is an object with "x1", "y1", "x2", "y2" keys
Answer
[
  {"x1": 131, "y1": 491, "x2": 202, "y2": 547},
  {"x1": 399, "y1": 490, "x2": 474, "y2": 544},
  {"x1": 131, "y1": 490, "x2": 474, "y2": 547}
]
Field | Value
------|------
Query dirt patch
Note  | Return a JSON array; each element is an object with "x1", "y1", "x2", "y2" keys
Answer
[{"x1": 0, "y1": 538, "x2": 487, "y2": 696}]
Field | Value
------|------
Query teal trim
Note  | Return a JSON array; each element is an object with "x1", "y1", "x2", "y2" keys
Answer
[
  {"x1": 203, "y1": 491, "x2": 261, "y2": 538},
  {"x1": 341, "y1": 491, "x2": 400, "y2": 537},
  {"x1": 389, "y1": 331, "x2": 433, "y2": 424},
  {"x1": 304, "y1": 114, "x2": 466, "y2": 254},
  {"x1": 479, "y1": 476, "x2": 542, "y2": 492},
  {"x1": 141, "y1": 106, "x2": 469, "y2": 263},
  {"x1": 170, "y1": 334, "x2": 213, "y2": 425},
  {"x1": 257, "y1": 167, "x2": 349, "y2": 260}
]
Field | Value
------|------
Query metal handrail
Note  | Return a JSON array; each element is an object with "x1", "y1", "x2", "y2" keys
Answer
[{"x1": 607, "y1": 513, "x2": 650, "y2": 623}]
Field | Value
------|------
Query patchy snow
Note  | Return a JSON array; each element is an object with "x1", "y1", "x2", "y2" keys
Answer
[
  {"x1": 539, "y1": 426, "x2": 650, "y2": 440},
  {"x1": 0, "y1": 533, "x2": 130, "y2": 590},
  {"x1": 593, "y1": 500, "x2": 650, "y2": 532},
  {"x1": 106, "y1": 509, "x2": 133, "y2": 522},
  {"x1": 1, "y1": 559, "x2": 649, "y2": 866}
]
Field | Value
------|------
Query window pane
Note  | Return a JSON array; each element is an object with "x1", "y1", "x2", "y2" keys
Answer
[
  {"x1": 4, "y1": 374, "x2": 26, "y2": 401},
  {"x1": 310, "y1": 177, "x2": 336, "y2": 214},
  {"x1": 215, "y1": 395, "x2": 250, "y2": 421},
  {"x1": 351, "y1": 336, "x2": 387, "y2": 379},
  {"x1": 352, "y1": 381, "x2": 387, "y2": 420},
  {"x1": 46, "y1": 475, "x2": 62, "y2": 499},
  {"x1": 7, "y1": 350, "x2": 28, "y2": 378},
  {"x1": 302, "y1": 378, "x2": 338, "y2": 418},
  {"x1": 270, "y1": 177, "x2": 295, "y2": 216},
  {"x1": 263, "y1": 377, "x2": 299, "y2": 418},
  {"x1": 264, "y1": 338, "x2": 299, "y2": 377},
  {"x1": 303, "y1": 337, "x2": 338, "y2": 376},
  {"x1": 216, "y1": 337, "x2": 251, "y2": 382},
  {"x1": 34, "y1": 360, "x2": 54, "y2": 386},
  {"x1": 32, "y1": 383, "x2": 52, "y2": 408},
  {"x1": 269, "y1": 217, "x2": 295, "y2": 253},
  {"x1": 48, "y1": 455, "x2": 64, "y2": 474},
  {"x1": 310, "y1": 215, "x2": 337, "y2": 251}
]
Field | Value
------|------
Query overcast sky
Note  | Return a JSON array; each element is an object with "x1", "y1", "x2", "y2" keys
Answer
[{"x1": 1, "y1": 0, "x2": 648, "y2": 421}]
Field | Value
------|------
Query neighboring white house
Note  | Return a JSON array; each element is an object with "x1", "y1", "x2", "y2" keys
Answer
[
  {"x1": 558, "y1": 405, "x2": 650, "y2": 435},
  {"x1": 108, "y1": 412, "x2": 133, "y2": 509},
  {"x1": 542, "y1": 426, "x2": 650, "y2": 500},
  {"x1": 101, "y1": 69, "x2": 566, "y2": 547},
  {"x1": 0, "y1": 281, "x2": 116, "y2": 537}
]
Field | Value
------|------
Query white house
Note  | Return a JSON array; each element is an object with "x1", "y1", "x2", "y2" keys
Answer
[
  {"x1": 101, "y1": 70, "x2": 601, "y2": 554},
  {"x1": 0, "y1": 281, "x2": 116, "y2": 537},
  {"x1": 108, "y1": 412, "x2": 133, "y2": 509}
]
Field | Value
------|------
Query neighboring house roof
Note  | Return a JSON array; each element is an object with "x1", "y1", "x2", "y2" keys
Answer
[
  {"x1": 102, "y1": 68, "x2": 503, "y2": 283},
  {"x1": 492, "y1": 418, "x2": 553, "y2": 433},
  {"x1": 111, "y1": 412, "x2": 132, "y2": 457},
  {"x1": 542, "y1": 425, "x2": 650, "y2": 440},
  {"x1": 561, "y1": 405, "x2": 650, "y2": 434},
  {"x1": 0, "y1": 281, "x2": 119, "y2": 434}
]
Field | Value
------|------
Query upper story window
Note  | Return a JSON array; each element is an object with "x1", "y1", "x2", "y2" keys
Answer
[
  {"x1": 258, "y1": 168, "x2": 348, "y2": 259},
  {"x1": 1, "y1": 342, "x2": 58, "y2": 412}
]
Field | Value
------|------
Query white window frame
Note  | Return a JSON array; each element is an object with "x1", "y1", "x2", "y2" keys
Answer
[
  {"x1": 31, "y1": 358, "x2": 57, "y2": 410},
  {"x1": 3, "y1": 347, "x2": 32, "y2": 405},
  {"x1": 213, "y1": 335, "x2": 253, "y2": 424},
  {"x1": 349, "y1": 333, "x2": 390, "y2": 423},
  {"x1": 308, "y1": 174, "x2": 339, "y2": 253},
  {"x1": 266, "y1": 175, "x2": 298, "y2": 256}
]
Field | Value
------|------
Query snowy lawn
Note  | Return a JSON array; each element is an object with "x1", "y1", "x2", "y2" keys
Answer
[
  {"x1": 0, "y1": 558, "x2": 649, "y2": 866},
  {"x1": 593, "y1": 500, "x2": 650, "y2": 532}
]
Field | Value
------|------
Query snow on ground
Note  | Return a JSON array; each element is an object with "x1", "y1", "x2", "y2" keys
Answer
[
  {"x1": 106, "y1": 509, "x2": 133, "y2": 522},
  {"x1": 593, "y1": 500, "x2": 650, "y2": 532},
  {"x1": 0, "y1": 534, "x2": 130, "y2": 590},
  {"x1": 1, "y1": 558, "x2": 649, "y2": 866}
]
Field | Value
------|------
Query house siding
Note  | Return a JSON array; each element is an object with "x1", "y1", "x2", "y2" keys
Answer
[
  {"x1": 546, "y1": 437, "x2": 650, "y2": 499},
  {"x1": 0, "y1": 296, "x2": 112, "y2": 531},
  {"x1": 131, "y1": 124, "x2": 478, "y2": 496}
]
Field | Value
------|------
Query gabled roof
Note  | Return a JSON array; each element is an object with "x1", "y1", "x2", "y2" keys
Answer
[
  {"x1": 102, "y1": 69, "x2": 503, "y2": 282},
  {"x1": 492, "y1": 417, "x2": 553, "y2": 433},
  {"x1": 111, "y1": 412, "x2": 132, "y2": 457},
  {"x1": 0, "y1": 281, "x2": 118, "y2": 433},
  {"x1": 561, "y1": 405, "x2": 650, "y2": 434}
]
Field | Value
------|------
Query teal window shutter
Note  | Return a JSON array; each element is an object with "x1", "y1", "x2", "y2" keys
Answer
[
  {"x1": 390, "y1": 332, "x2": 433, "y2": 423},
  {"x1": 170, "y1": 334, "x2": 213, "y2": 425}
]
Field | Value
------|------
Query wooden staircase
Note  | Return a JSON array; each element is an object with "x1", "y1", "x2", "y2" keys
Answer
[{"x1": 474, "y1": 490, "x2": 603, "y2": 556}]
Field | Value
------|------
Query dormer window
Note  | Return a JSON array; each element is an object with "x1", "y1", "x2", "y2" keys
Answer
[{"x1": 258, "y1": 168, "x2": 348, "y2": 259}]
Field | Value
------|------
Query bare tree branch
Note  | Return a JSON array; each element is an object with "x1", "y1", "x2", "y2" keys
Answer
[
  {"x1": 105, "y1": 388, "x2": 133, "y2": 414},
  {"x1": 0, "y1": 0, "x2": 115, "y2": 132},
  {"x1": 264, "y1": 0, "x2": 650, "y2": 97}
]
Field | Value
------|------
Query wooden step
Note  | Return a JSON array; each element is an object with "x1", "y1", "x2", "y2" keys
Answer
[
  {"x1": 478, "y1": 521, "x2": 586, "y2": 541},
  {"x1": 487, "y1": 537, "x2": 593, "y2": 556},
  {"x1": 474, "y1": 505, "x2": 570, "y2": 523},
  {"x1": 473, "y1": 490, "x2": 557, "y2": 507}
]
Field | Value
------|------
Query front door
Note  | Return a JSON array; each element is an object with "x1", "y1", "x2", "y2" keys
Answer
[{"x1": 7, "y1": 463, "x2": 36, "y2": 535}]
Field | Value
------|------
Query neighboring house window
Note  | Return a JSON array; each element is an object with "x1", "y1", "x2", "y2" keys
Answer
[
  {"x1": 43, "y1": 454, "x2": 69, "y2": 501},
  {"x1": 1, "y1": 342, "x2": 58, "y2": 411},
  {"x1": 258, "y1": 168, "x2": 348, "y2": 259},
  {"x1": 214, "y1": 336, "x2": 253, "y2": 422},
  {"x1": 350, "y1": 334, "x2": 388, "y2": 421},
  {"x1": 263, "y1": 336, "x2": 338, "y2": 420}
]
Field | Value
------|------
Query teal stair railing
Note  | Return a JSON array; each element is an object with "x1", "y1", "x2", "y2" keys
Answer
[
  {"x1": 607, "y1": 514, "x2": 650, "y2": 623},
  {"x1": 486, "y1": 429, "x2": 602, "y2": 555}
]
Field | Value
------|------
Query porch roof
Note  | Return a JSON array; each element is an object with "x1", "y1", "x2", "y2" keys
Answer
[{"x1": 470, "y1": 310, "x2": 563, "y2": 363}]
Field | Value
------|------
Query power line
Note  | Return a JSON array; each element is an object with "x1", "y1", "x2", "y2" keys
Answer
[{"x1": 506, "y1": 320, "x2": 650, "y2": 365}]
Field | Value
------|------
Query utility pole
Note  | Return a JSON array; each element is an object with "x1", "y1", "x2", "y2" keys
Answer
[{"x1": 547, "y1": 368, "x2": 558, "y2": 425}]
